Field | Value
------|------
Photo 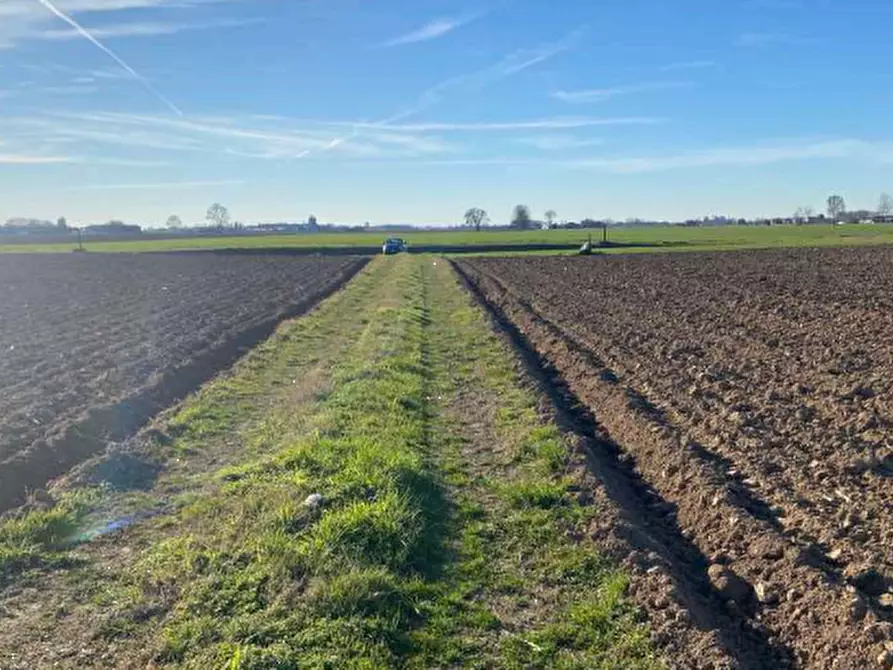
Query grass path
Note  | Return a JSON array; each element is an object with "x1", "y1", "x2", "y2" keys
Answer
[{"x1": 0, "y1": 256, "x2": 660, "y2": 668}]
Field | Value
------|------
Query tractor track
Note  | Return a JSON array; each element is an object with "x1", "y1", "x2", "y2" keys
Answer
[
  {"x1": 451, "y1": 260, "x2": 785, "y2": 669},
  {"x1": 452, "y1": 258, "x2": 884, "y2": 669}
]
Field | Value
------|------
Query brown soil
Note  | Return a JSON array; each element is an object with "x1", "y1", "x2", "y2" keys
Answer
[
  {"x1": 0, "y1": 258, "x2": 391, "y2": 669},
  {"x1": 455, "y1": 247, "x2": 893, "y2": 669},
  {"x1": 0, "y1": 253, "x2": 367, "y2": 512}
]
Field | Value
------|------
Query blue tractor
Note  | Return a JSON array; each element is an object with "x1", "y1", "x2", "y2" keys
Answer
[{"x1": 382, "y1": 238, "x2": 408, "y2": 255}]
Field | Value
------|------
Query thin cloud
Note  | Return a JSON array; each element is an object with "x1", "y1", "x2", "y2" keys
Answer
[
  {"x1": 0, "y1": 0, "x2": 227, "y2": 19},
  {"x1": 34, "y1": 0, "x2": 184, "y2": 115},
  {"x1": 84, "y1": 156, "x2": 170, "y2": 166},
  {"x1": 553, "y1": 81, "x2": 693, "y2": 104},
  {"x1": 571, "y1": 139, "x2": 893, "y2": 173},
  {"x1": 416, "y1": 157, "x2": 543, "y2": 166},
  {"x1": 36, "y1": 110, "x2": 454, "y2": 160},
  {"x1": 17, "y1": 64, "x2": 134, "y2": 80},
  {"x1": 407, "y1": 139, "x2": 893, "y2": 171},
  {"x1": 514, "y1": 135, "x2": 606, "y2": 151},
  {"x1": 298, "y1": 27, "x2": 587, "y2": 159},
  {"x1": 659, "y1": 60, "x2": 716, "y2": 72},
  {"x1": 68, "y1": 179, "x2": 244, "y2": 190},
  {"x1": 0, "y1": 153, "x2": 73, "y2": 164},
  {"x1": 39, "y1": 18, "x2": 260, "y2": 41},
  {"x1": 384, "y1": 17, "x2": 468, "y2": 47},
  {"x1": 355, "y1": 117, "x2": 664, "y2": 132},
  {"x1": 736, "y1": 32, "x2": 819, "y2": 48},
  {"x1": 743, "y1": 0, "x2": 803, "y2": 8},
  {"x1": 39, "y1": 84, "x2": 99, "y2": 95},
  {"x1": 47, "y1": 125, "x2": 203, "y2": 151},
  {"x1": 387, "y1": 27, "x2": 587, "y2": 121}
]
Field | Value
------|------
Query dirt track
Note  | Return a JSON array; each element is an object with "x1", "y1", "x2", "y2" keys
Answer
[
  {"x1": 456, "y1": 247, "x2": 893, "y2": 669},
  {"x1": 0, "y1": 253, "x2": 366, "y2": 511}
]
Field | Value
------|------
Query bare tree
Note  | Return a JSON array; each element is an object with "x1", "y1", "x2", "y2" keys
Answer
[
  {"x1": 463, "y1": 207, "x2": 489, "y2": 232},
  {"x1": 793, "y1": 207, "x2": 814, "y2": 223},
  {"x1": 206, "y1": 203, "x2": 231, "y2": 230},
  {"x1": 166, "y1": 215, "x2": 183, "y2": 229},
  {"x1": 827, "y1": 195, "x2": 846, "y2": 220},
  {"x1": 544, "y1": 210, "x2": 557, "y2": 228},
  {"x1": 510, "y1": 204, "x2": 533, "y2": 230},
  {"x1": 878, "y1": 193, "x2": 893, "y2": 216}
]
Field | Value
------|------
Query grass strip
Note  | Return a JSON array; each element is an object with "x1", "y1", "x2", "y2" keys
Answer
[
  {"x1": 399, "y1": 259, "x2": 661, "y2": 669},
  {"x1": 95, "y1": 256, "x2": 444, "y2": 667},
  {"x1": 0, "y1": 256, "x2": 663, "y2": 668}
]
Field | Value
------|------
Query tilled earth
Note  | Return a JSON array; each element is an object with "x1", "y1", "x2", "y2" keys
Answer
[
  {"x1": 457, "y1": 247, "x2": 893, "y2": 669},
  {"x1": 0, "y1": 253, "x2": 366, "y2": 511}
]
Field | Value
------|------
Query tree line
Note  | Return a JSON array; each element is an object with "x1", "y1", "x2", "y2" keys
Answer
[
  {"x1": 463, "y1": 205, "x2": 560, "y2": 231},
  {"x1": 817, "y1": 193, "x2": 892, "y2": 222},
  {"x1": 462, "y1": 193, "x2": 893, "y2": 232}
]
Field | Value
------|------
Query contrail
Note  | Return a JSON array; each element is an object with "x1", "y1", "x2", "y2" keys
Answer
[
  {"x1": 297, "y1": 27, "x2": 586, "y2": 161},
  {"x1": 35, "y1": 0, "x2": 184, "y2": 116}
]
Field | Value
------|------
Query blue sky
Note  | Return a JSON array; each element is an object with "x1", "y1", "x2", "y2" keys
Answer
[{"x1": 2, "y1": 0, "x2": 893, "y2": 226}]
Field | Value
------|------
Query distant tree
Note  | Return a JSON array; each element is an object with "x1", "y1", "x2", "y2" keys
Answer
[
  {"x1": 544, "y1": 210, "x2": 557, "y2": 228},
  {"x1": 206, "y1": 203, "x2": 231, "y2": 230},
  {"x1": 464, "y1": 207, "x2": 489, "y2": 232},
  {"x1": 308, "y1": 214, "x2": 320, "y2": 232},
  {"x1": 827, "y1": 195, "x2": 846, "y2": 220},
  {"x1": 793, "y1": 207, "x2": 814, "y2": 223},
  {"x1": 166, "y1": 215, "x2": 183, "y2": 229},
  {"x1": 56, "y1": 217, "x2": 67, "y2": 231},
  {"x1": 510, "y1": 204, "x2": 533, "y2": 230},
  {"x1": 878, "y1": 193, "x2": 893, "y2": 216}
]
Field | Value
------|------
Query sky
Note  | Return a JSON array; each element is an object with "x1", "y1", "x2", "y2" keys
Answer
[{"x1": 2, "y1": 0, "x2": 893, "y2": 227}]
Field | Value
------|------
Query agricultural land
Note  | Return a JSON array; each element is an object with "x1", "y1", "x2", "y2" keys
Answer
[{"x1": 0, "y1": 243, "x2": 892, "y2": 669}]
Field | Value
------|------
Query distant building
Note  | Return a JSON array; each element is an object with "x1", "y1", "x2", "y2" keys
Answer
[
  {"x1": 252, "y1": 223, "x2": 307, "y2": 233},
  {"x1": 84, "y1": 221, "x2": 142, "y2": 236}
]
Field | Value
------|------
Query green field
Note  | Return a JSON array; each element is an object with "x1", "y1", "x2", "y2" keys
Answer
[
  {"x1": 3, "y1": 223, "x2": 893, "y2": 255},
  {"x1": 0, "y1": 256, "x2": 660, "y2": 668}
]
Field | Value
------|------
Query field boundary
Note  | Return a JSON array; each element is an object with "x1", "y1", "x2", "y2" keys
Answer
[
  {"x1": 0, "y1": 258, "x2": 369, "y2": 514},
  {"x1": 149, "y1": 243, "x2": 586, "y2": 256},
  {"x1": 450, "y1": 259, "x2": 799, "y2": 668}
]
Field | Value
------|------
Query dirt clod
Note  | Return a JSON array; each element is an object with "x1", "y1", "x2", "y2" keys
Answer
[
  {"x1": 846, "y1": 565, "x2": 888, "y2": 597},
  {"x1": 708, "y1": 564, "x2": 753, "y2": 605},
  {"x1": 748, "y1": 536, "x2": 785, "y2": 561},
  {"x1": 755, "y1": 582, "x2": 780, "y2": 606},
  {"x1": 849, "y1": 596, "x2": 868, "y2": 623}
]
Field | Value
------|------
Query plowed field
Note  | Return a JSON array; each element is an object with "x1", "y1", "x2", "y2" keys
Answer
[
  {"x1": 456, "y1": 247, "x2": 893, "y2": 669},
  {"x1": 0, "y1": 253, "x2": 366, "y2": 511}
]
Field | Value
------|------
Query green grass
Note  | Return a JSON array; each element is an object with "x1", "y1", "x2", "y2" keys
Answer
[
  {"x1": 410, "y1": 258, "x2": 659, "y2": 669},
  {"x1": 93, "y1": 256, "x2": 446, "y2": 668},
  {"x1": 3, "y1": 223, "x2": 893, "y2": 255},
  {"x1": 0, "y1": 489, "x2": 99, "y2": 581},
  {"x1": 0, "y1": 255, "x2": 661, "y2": 668}
]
